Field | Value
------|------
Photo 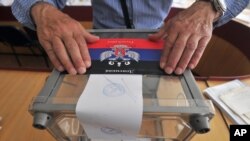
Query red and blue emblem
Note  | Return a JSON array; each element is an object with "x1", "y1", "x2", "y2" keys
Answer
[
  {"x1": 87, "y1": 38, "x2": 164, "y2": 74},
  {"x1": 100, "y1": 44, "x2": 140, "y2": 67}
]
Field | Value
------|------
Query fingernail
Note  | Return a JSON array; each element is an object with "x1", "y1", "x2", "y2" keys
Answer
[
  {"x1": 189, "y1": 64, "x2": 194, "y2": 69},
  {"x1": 175, "y1": 67, "x2": 183, "y2": 75},
  {"x1": 78, "y1": 67, "x2": 86, "y2": 74},
  {"x1": 160, "y1": 62, "x2": 165, "y2": 69},
  {"x1": 58, "y1": 66, "x2": 64, "y2": 72},
  {"x1": 165, "y1": 67, "x2": 173, "y2": 74},
  {"x1": 85, "y1": 61, "x2": 91, "y2": 68},
  {"x1": 69, "y1": 68, "x2": 77, "y2": 75}
]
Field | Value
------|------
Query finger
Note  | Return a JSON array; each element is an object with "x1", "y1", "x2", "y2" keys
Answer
[
  {"x1": 52, "y1": 37, "x2": 77, "y2": 74},
  {"x1": 41, "y1": 40, "x2": 64, "y2": 71},
  {"x1": 74, "y1": 34, "x2": 91, "y2": 68},
  {"x1": 63, "y1": 35, "x2": 86, "y2": 74},
  {"x1": 188, "y1": 36, "x2": 210, "y2": 69},
  {"x1": 160, "y1": 28, "x2": 178, "y2": 69},
  {"x1": 175, "y1": 34, "x2": 199, "y2": 75},
  {"x1": 164, "y1": 33, "x2": 189, "y2": 74},
  {"x1": 160, "y1": 42, "x2": 171, "y2": 69},
  {"x1": 148, "y1": 27, "x2": 167, "y2": 41},
  {"x1": 81, "y1": 28, "x2": 100, "y2": 43}
]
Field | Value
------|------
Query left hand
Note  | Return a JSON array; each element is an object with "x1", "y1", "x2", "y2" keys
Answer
[{"x1": 149, "y1": 1, "x2": 220, "y2": 75}]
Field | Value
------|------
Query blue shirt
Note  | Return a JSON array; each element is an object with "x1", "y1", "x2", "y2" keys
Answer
[{"x1": 11, "y1": 0, "x2": 249, "y2": 30}]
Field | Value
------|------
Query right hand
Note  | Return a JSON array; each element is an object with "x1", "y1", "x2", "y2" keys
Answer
[{"x1": 31, "y1": 2, "x2": 99, "y2": 74}]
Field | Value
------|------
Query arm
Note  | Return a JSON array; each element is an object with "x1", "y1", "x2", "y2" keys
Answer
[
  {"x1": 11, "y1": 0, "x2": 66, "y2": 30},
  {"x1": 214, "y1": 0, "x2": 250, "y2": 27},
  {"x1": 149, "y1": 0, "x2": 249, "y2": 75},
  {"x1": 12, "y1": 0, "x2": 99, "y2": 74}
]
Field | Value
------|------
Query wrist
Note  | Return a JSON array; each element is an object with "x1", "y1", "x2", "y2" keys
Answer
[
  {"x1": 195, "y1": 1, "x2": 221, "y2": 22},
  {"x1": 196, "y1": 0, "x2": 227, "y2": 22},
  {"x1": 31, "y1": 2, "x2": 54, "y2": 25}
]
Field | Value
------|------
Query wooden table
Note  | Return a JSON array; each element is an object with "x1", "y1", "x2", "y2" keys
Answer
[{"x1": 0, "y1": 70, "x2": 249, "y2": 141}]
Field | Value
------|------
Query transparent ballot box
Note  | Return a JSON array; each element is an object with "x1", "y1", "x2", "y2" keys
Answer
[
  {"x1": 29, "y1": 70, "x2": 214, "y2": 141},
  {"x1": 29, "y1": 30, "x2": 214, "y2": 141}
]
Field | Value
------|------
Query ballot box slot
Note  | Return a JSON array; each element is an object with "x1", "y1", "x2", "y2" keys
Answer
[{"x1": 89, "y1": 29, "x2": 157, "y2": 38}]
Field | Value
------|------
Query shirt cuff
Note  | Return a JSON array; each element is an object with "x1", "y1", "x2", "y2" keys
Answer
[
  {"x1": 30, "y1": 0, "x2": 61, "y2": 30},
  {"x1": 12, "y1": 0, "x2": 63, "y2": 30}
]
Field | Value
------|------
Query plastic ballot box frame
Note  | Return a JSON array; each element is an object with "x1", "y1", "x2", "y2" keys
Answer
[{"x1": 29, "y1": 29, "x2": 215, "y2": 141}]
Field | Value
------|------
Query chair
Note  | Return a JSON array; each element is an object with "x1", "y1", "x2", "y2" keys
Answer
[{"x1": 0, "y1": 25, "x2": 49, "y2": 67}]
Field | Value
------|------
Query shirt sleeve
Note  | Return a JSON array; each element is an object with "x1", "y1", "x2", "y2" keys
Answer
[
  {"x1": 11, "y1": 0, "x2": 67, "y2": 30},
  {"x1": 214, "y1": 0, "x2": 250, "y2": 27}
]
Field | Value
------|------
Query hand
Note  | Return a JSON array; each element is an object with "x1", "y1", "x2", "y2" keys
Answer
[
  {"x1": 31, "y1": 2, "x2": 99, "y2": 74},
  {"x1": 149, "y1": 1, "x2": 220, "y2": 75}
]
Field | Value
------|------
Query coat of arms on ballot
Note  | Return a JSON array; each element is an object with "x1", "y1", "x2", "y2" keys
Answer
[{"x1": 100, "y1": 44, "x2": 140, "y2": 67}]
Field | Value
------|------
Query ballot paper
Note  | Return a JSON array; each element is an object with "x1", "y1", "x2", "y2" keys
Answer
[
  {"x1": 76, "y1": 74, "x2": 143, "y2": 140},
  {"x1": 220, "y1": 87, "x2": 250, "y2": 124},
  {"x1": 203, "y1": 79, "x2": 247, "y2": 124}
]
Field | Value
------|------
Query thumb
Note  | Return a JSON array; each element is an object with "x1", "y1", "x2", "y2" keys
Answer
[
  {"x1": 148, "y1": 26, "x2": 167, "y2": 41},
  {"x1": 84, "y1": 32, "x2": 100, "y2": 43}
]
